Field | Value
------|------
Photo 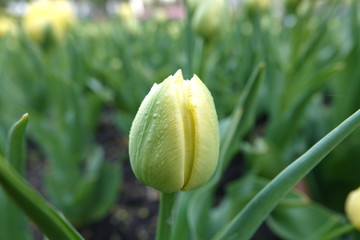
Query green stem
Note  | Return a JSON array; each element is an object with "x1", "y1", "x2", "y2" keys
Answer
[
  {"x1": 197, "y1": 39, "x2": 209, "y2": 80},
  {"x1": 214, "y1": 109, "x2": 360, "y2": 240},
  {"x1": 0, "y1": 156, "x2": 84, "y2": 240},
  {"x1": 156, "y1": 192, "x2": 176, "y2": 240},
  {"x1": 184, "y1": 0, "x2": 193, "y2": 77}
]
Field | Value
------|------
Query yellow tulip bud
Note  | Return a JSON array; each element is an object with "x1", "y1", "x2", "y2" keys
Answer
[
  {"x1": 0, "y1": 16, "x2": 17, "y2": 37},
  {"x1": 244, "y1": 0, "x2": 269, "y2": 11},
  {"x1": 23, "y1": 0, "x2": 75, "y2": 43},
  {"x1": 129, "y1": 70, "x2": 219, "y2": 193},
  {"x1": 118, "y1": 2, "x2": 135, "y2": 20},
  {"x1": 118, "y1": 2, "x2": 140, "y2": 35},
  {"x1": 187, "y1": 0, "x2": 201, "y2": 13},
  {"x1": 192, "y1": 0, "x2": 226, "y2": 40},
  {"x1": 244, "y1": 0, "x2": 270, "y2": 17},
  {"x1": 345, "y1": 187, "x2": 360, "y2": 229}
]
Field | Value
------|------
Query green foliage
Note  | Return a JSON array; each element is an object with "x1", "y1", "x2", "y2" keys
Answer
[
  {"x1": 0, "y1": 114, "x2": 32, "y2": 240},
  {"x1": 0, "y1": 27, "x2": 122, "y2": 227},
  {"x1": 0, "y1": 0, "x2": 360, "y2": 239}
]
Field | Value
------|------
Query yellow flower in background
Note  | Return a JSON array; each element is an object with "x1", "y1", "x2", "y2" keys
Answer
[
  {"x1": 23, "y1": 0, "x2": 75, "y2": 42},
  {"x1": 0, "y1": 16, "x2": 17, "y2": 37},
  {"x1": 258, "y1": 0, "x2": 269, "y2": 11},
  {"x1": 154, "y1": 8, "x2": 167, "y2": 23},
  {"x1": 118, "y1": 2, "x2": 135, "y2": 20},
  {"x1": 192, "y1": 0, "x2": 227, "y2": 40},
  {"x1": 118, "y1": 2, "x2": 139, "y2": 34},
  {"x1": 244, "y1": 0, "x2": 270, "y2": 16},
  {"x1": 129, "y1": 70, "x2": 220, "y2": 193},
  {"x1": 345, "y1": 187, "x2": 360, "y2": 229},
  {"x1": 167, "y1": 21, "x2": 181, "y2": 39}
]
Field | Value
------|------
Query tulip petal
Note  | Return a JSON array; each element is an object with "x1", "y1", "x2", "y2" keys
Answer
[
  {"x1": 130, "y1": 75, "x2": 186, "y2": 192},
  {"x1": 181, "y1": 75, "x2": 219, "y2": 191}
]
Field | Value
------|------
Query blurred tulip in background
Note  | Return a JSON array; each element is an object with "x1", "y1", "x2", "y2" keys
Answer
[
  {"x1": 0, "y1": 16, "x2": 16, "y2": 37},
  {"x1": 23, "y1": 0, "x2": 75, "y2": 43}
]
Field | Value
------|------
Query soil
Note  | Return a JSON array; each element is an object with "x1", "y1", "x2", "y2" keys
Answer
[{"x1": 78, "y1": 162, "x2": 159, "y2": 240}]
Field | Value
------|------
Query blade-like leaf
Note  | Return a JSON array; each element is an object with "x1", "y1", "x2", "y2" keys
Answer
[
  {"x1": 0, "y1": 113, "x2": 32, "y2": 240},
  {"x1": 5, "y1": 113, "x2": 29, "y2": 172},
  {"x1": 214, "y1": 109, "x2": 360, "y2": 240},
  {"x1": 0, "y1": 155, "x2": 84, "y2": 240}
]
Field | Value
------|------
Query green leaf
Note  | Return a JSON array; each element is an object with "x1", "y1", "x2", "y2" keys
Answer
[
  {"x1": 84, "y1": 162, "x2": 122, "y2": 223},
  {"x1": 213, "y1": 109, "x2": 360, "y2": 240},
  {"x1": 44, "y1": 147, "x2": 122, "y2": 227},
  {"x1": 5, "y1": 113, "x2": 29, "y2": 172},
  {"x1": 0, "y1": 155, "x2": 84, "y2": 240},
  {"x1": 268, "y1": 202, "x2": 347, "y2": 240},
  {"x1": 0, "y1": 113, "x2": 32, "y2": 240},
  {"x1": 211, "y1": 174, "x2": 308, "y2": 237}
]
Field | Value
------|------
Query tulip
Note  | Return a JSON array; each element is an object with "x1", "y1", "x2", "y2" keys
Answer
[
  {"x1": 192, "y1": 0, "x2": 226, "y2": 40},
  {"x1": 23, "y1": 0, "x2": 75, "y2": 43},
  {"x1": 244, "y1": 0, "x2": 270, "y2": 18},
  {"x1": 0, "y1": 16, "x2": 17, "y2": 37},
  {"x1": 118, "y1": 2, "x2": 140, "y2": 35},
  {"x1": 345, "y1": 187, "x2": 360, "y2": 229},
  {"x1": 129, "y1": 70, "x2": 219, "y2": 193},
  {"x1": 187, "y1": 0, "x2": 201, "y2": 13},
  {"x1": 244, "y1": 0, "x2": 269, "y2": 11},
  {"x1": 118, "y1": 2, "x2": 135, "y2": 20}
]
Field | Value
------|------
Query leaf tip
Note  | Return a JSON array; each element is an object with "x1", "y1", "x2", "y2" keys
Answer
[{"x1": 22, "y1": 113, "x2": 29, "y2": 120}]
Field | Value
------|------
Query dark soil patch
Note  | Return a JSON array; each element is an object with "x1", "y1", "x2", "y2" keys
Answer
[{"x1": 78, "y1": 161, "x2": 159, "y2": 240}]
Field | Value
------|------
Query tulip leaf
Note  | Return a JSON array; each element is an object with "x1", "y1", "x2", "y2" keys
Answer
[
  {"x1": 268, "y1": 202, "x2": 348, "y2": 240},
  {"x1": 0, "y1": 114, "x2": 32, "y2": 240},
  {"x1": 219, "y1": 62, "x2": 265, "y2": 173},
  {"x1": 43, "y1": 146, "x2": 121, "y2": 226},
  {"x1": 60, "y1": 146, "x2": 105, "y2": 225},
  {"x1": 0, "y1": 155, "x2": 84, "y2": 240},
  {"x1": 5, "y1": 113, "x2": 29, "y2": 172},
  {"x1": 211, "y1": 174, "x2": 308, "y2": 237},
  {"x1": 82, "y1": 162, "x2": 122, "y2": 223},
  {"x1": 213, "y1": 109, "x2": 360, "y2": 240}
]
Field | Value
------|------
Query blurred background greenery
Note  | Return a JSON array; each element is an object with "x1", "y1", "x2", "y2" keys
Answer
[{"x1": 1, "y1": 0, "x2": 360, "y2": 239}]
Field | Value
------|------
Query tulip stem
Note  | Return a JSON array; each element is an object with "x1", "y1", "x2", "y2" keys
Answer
[
  {"x1": 197, "y1": 38, "x2": 210, "y2": 80},
  {"x1": 184, "y1": 0, "x2": 194, "y2": 77},
  {"x1": 156, "y1": 192, "x2": 176, "y2": 240}
]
